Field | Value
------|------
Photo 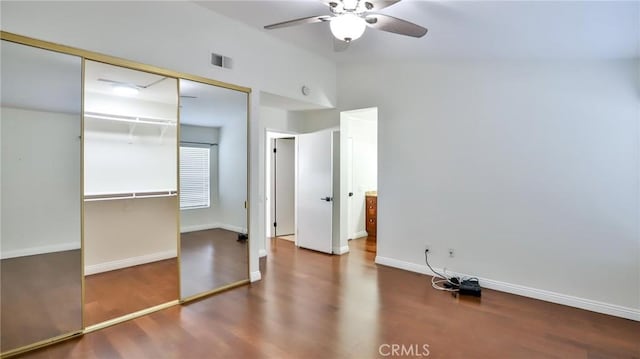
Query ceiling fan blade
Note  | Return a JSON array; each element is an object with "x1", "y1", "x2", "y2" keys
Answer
[
  {"x1": 365, "y1": 14, "x2": 427, "y2": 38},
  {"x1": 264, "y1": 15, "x2": 332, "y2": 30},
  {"x1": 333, "y1": 37, "x2": 351, "y2": 52}
]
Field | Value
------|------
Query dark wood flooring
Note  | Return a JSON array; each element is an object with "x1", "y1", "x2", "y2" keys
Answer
[
  {"x1": 1, "y1": 250, "x2": 82, "y2": 352},
  {"x1": 180, "y1": 228, "x2": 249, "y2": 298},
  {"x1": 84, "y1": 259, "x2": 178, "y2": 326},
  {"x1": 17, "y1": 238, "x2": 640, "y2": 358}
]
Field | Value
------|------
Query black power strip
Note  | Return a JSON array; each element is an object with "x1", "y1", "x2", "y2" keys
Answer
[{"x1": 459, "y1": 279, "x2": 481, "y2": 297}]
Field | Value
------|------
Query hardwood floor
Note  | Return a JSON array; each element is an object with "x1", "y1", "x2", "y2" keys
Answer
[
  {"x1": 180, "y1": 228, "x2": 249, "y2": 298},
  {"x1": 84, "y1": 259, "x2": 178, "y2": 326},
  {"x1": 1, "y1": 250, "x2": 82, "y2": 352},
  {"x1": 364, "y1": 235, "x2": 377, "y2": 253},
  {"x1": 17, "y1": 238, "x2": 640, "y2": 358}
]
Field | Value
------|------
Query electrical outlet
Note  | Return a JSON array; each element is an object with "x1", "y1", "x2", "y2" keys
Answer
[
  {"x1": 448, "y1": 248, "x2": 455, "y2": 258},
  {"x1": 425, "y1": 244, "x2": 431, "y2": 253}
]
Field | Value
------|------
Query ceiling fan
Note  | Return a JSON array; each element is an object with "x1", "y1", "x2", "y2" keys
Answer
[{"x1": 264, "y1": 0, "x2": 427, "y2": 50}]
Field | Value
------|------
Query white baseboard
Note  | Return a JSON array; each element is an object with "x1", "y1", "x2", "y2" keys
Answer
[
  {"x1": 350, "y1": 231, "x2": 368, "y2": 239},
  {"x1": 181, "y1": 223, "x2": 247, "y2": 234},
  {"x1": 218, "y1": 224, "x2": 247, "y2": 234},
  {"x1": 1, "y1": 242, "x2": 80, "y2": 259},
  {"x1": 333, "y1": 245, "x2": 350, "y2": 255},
  {"x1": 259, "y1": 249, "x2": 268, "y2": 258},
  {"x1": 375, "y1": 255, "x2": 640, "y2": 322},
  {"x1": 180, "y1": 223, "x2": 220, "y2": 233},
  {"x1": 250, "y1": 270, "x2": 262, "y2": 282},
  {"x1": 85, "y1": 250, "x2": 177, "y2": 275}
]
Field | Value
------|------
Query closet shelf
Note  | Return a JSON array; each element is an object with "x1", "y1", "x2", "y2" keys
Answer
[
  {"x1": 84, "y1": 190, "x2": 177, "y2": 202},
  {"x1": 84, "y1": 112, "x2": 176, "y2": 126}
]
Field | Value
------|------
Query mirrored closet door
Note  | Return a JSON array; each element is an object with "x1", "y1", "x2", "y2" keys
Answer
[
  {"x1": 1, "y1": 41, "x2": 83, "y2": 352},
  {"x1": 83, "y1": 61, "x2": 179, "y2": 326},
  {"x1": 179, "y1": 79, "x2": 248, "y2": 299}
]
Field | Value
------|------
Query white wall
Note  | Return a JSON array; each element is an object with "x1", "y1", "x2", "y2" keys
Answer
[
  {"x1": 337, "y1": 60, "x2": 640, "y2": 319},
  {"x1": 290, "y1": 109, "x2": 340, "y2": 134},
  {"x1": 179, "y1": 125, "x2": 221, "y2": 233},
  {"x1": 84, "y1": 121, "x2": 178, "y2": 195},
  {"x1": 1, "y1": 107, "x2": 81, "y2": 258},
  {"x1": 84, "y1": 93, "x2": 177, "y2": 122}
]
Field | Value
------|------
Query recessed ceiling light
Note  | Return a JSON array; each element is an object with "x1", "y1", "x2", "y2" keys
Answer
[{"x1": 112, "y1": 84, "x2": 139, "y2": 96}]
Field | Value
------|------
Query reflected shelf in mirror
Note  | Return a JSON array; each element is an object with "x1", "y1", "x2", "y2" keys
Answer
[
  {"x1": 84, "y1": 190, "x2": 177, "y2": 202},
  {"x1": 84, "y1": 112, "x2": 177, "y2": 126}
]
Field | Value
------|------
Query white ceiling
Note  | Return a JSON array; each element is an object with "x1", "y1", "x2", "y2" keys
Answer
[{"x1": 197, "y1": 0, "x2": 640, "y2": 62}]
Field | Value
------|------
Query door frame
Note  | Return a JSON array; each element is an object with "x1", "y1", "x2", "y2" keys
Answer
[{"x1": 264, "y1": 129, "x2": 298, "y2": 255}]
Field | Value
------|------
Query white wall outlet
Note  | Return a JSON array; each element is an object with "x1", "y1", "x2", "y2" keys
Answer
[
  {"x1": 448, "y1": 248, "x2": 455, "y2": 258},
  {"x1": 425, "y1": 244, "x2": 431, "y2": 253}
]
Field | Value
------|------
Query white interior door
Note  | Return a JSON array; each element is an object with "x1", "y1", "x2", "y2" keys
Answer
[
  {"x1": 274, "y1": 138, "x2": 295, "y2": 236},
  {"x1": 297, "y1": 130, "x2": 334, "y2": 253}
]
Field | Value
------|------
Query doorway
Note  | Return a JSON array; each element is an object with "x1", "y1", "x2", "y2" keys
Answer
[
  {"x1": 264, "y1": 108, "x2": 378, "y2": 257},
  {"x1": 340, "y1": 108, "x2": 378, "y2": 253},
  {"x1": 265, "y1": 131, "x2": 297, "y2": 251}
]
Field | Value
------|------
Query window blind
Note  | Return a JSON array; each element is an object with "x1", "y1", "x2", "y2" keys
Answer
[{"x1": 180, "y1": 146, "x2": 210, "y2": 209}]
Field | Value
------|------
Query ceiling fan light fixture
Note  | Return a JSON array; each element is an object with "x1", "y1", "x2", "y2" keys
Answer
[
  {"x1": 330, "y1": 13, "x2": 366, "y2": 42},
  {"x1": 342, "y1": 0, "x2": 358, "y2": 11}
]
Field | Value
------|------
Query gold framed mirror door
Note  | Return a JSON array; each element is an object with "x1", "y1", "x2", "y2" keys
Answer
[
  {"x1": 0, "y1": 30, "x2": 251, "y2": 357},
  {"x1": 82, "y1": 60, "x2": 180, "y2": 327},
  {"x1": 178, "y1": 79, "x2": 250, "y2": 301},
  {"x1": 0, "y1": 40, "x2": 83, "y2": 354}
]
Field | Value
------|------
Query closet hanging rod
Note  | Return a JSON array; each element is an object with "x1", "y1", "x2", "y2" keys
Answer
[
  {"x1": 84, "y1": 112, "x2": 177, "y2": 126},
  {"x1": 84, "y1": 190, "x2": 177, "y2": 202}
]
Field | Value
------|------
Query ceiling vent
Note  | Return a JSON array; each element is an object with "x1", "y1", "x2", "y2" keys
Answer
[{"x1": 211, "y1": 53, "x2": 232, "y2": 69}]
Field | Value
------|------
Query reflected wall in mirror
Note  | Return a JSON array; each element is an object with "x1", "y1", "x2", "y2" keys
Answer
[
  {"x1": 1, "y1": 40, "x2": 82, "y2": 352},
  {"x1": 179, "y1": 79, "x2": 248, "y2": 299},
  {"x1": 83, "y1": 61, "x2": 179, "y2": 326}
]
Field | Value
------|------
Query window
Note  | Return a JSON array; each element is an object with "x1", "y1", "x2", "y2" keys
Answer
[{"x1": 180, "y1": 146, "x2": 210, "y2": 209}]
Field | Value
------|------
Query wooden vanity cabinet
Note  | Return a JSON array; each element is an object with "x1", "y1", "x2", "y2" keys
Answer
[{"x1": 365, "y1": 194, "x2": 377, "y2": 237}]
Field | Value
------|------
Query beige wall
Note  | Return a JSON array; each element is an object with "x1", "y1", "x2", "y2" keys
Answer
[{"x1": 84, "y1": 196, "x2": 177, "y2": 274}]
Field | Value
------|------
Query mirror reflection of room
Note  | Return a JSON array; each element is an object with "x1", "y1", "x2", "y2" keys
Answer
[
  {"x1": 0, "y1": 40, "x2": 83, "y2": 352},
  {"x1": 83, "y1": 61, "x2": 179, "y2": 326},
  {"x1": 179, "y1": 79, "x2": 248, "y2": 299}
]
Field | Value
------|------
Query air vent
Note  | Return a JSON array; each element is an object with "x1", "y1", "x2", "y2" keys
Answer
[{"x1": 211, "y1": 53, "x2": 232, "y2": 69}]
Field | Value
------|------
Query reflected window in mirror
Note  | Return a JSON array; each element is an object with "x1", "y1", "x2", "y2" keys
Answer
[
  {"x1": 180, "y1": 145, "x2": 213, "y2": 210},
  {"x1": 179, "y1": 79, "x2": 248, "y2": 300}
]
